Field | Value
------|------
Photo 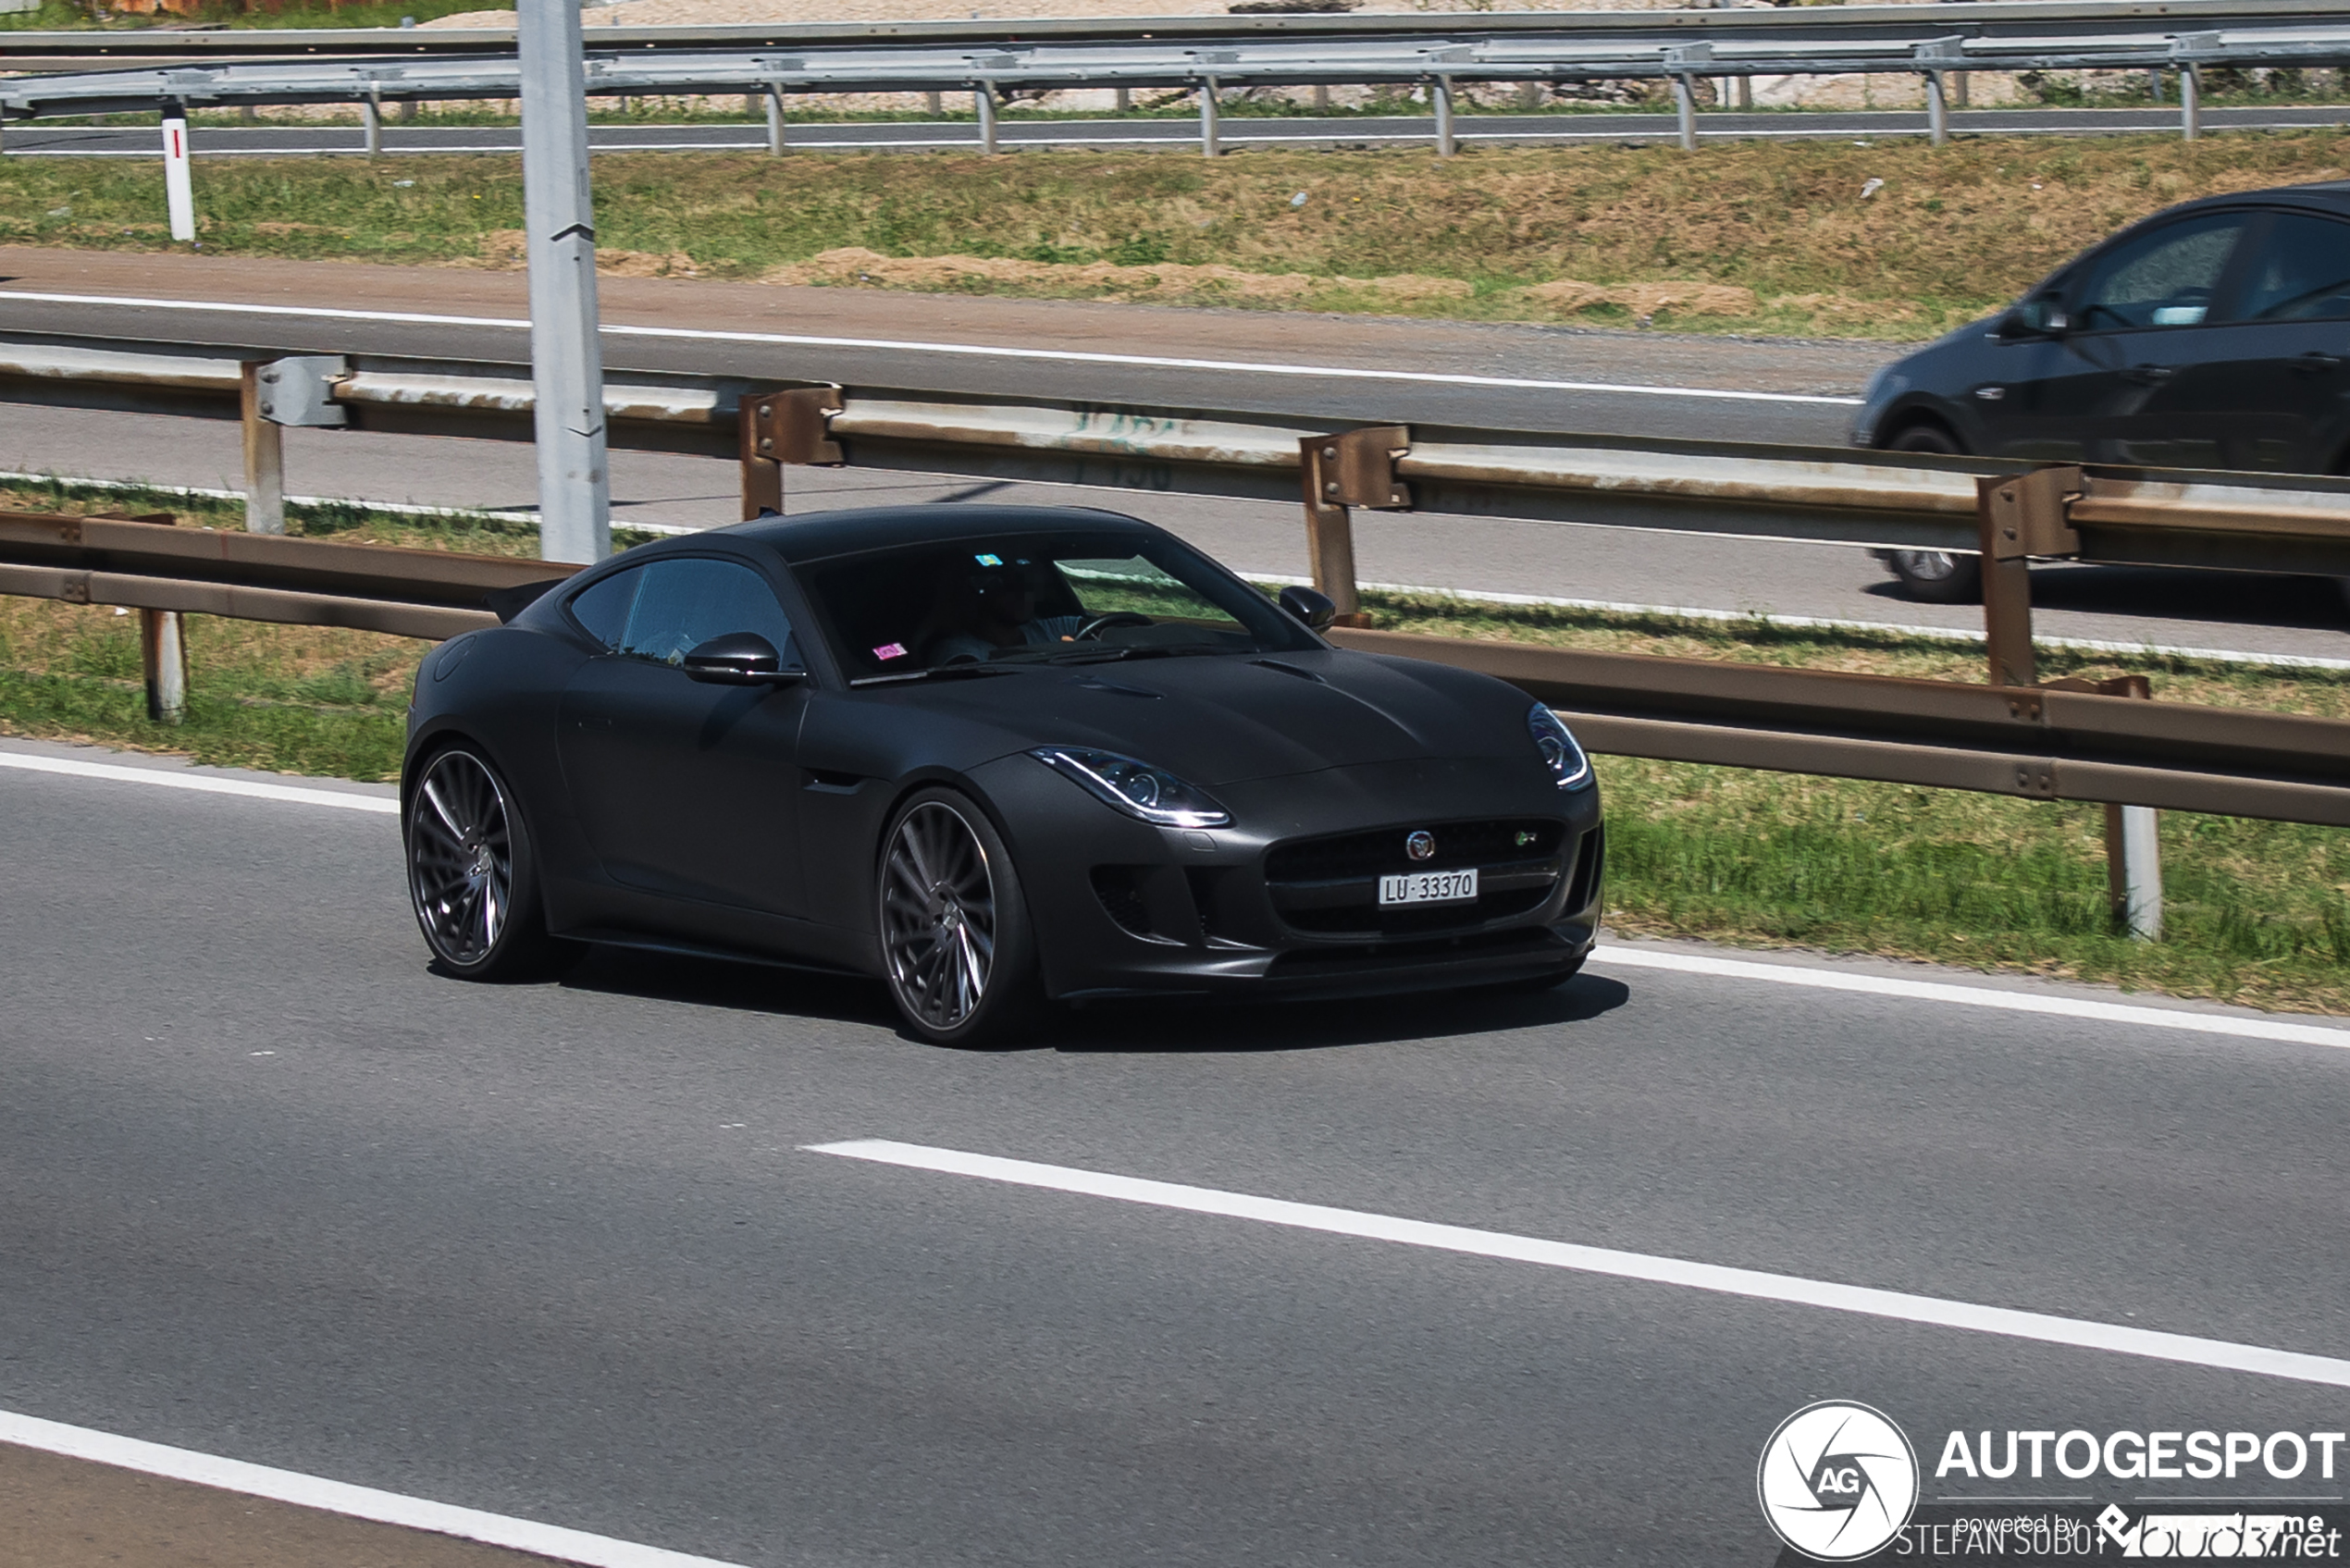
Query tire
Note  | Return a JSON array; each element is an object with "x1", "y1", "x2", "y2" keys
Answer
[
  {"x1": 405, "y1": 744, "x2": 575, "y2": 982},
  {"x1": 876, "y1": 788, "x2": 1045, "y2": 1047},
  {"x1": 1880, "y1": 425, "x2": 1983, "y2": 604}
]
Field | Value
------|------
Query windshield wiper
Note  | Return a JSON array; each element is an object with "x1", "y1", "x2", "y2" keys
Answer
[
  {"x1": 849, "y1": 663, "x2": 1019, "y2": 687},
  {"x1": 1024, "y1": 643, "x2": 1229, "y2": 666}
]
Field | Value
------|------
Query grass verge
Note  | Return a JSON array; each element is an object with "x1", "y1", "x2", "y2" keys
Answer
[
  {"x1": 5, "y1": 480, "x2": 2345, "y2": 1012},
  {"x1": 10, "y1": 133, "x2": 2350, "y2": 337}
]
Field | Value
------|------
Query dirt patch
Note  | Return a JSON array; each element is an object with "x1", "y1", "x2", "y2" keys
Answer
[
  {"x1": 763, "y1": 245, "x2": 1473, "y2": 304},
  {"x1": 475, "y1": 228, "x2": 700, "y2": 277},
  {"x1": 1523, "y1": 278, "x2": 1759, "y2": 317}
]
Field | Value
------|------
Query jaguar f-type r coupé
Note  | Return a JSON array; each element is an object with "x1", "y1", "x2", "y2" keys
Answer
[{"x1": 402, "y1": 505, "x2": 1604, "y2": 1044}]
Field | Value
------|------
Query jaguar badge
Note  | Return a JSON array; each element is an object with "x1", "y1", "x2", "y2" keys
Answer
[{"x1": 1405, "y1": 831, "x2": 1436, "y2": 861}]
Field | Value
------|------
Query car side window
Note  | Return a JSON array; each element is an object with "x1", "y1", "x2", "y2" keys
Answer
[
  {"x1": 2226, "y1": 212, "x2": 2350, "y2": 323},
  {"x1": 614, "y1": 557, "x2": 804, "y2": 669},
  {"x1": 567, "y1": 564, "x2": 644, "y2": 650},
  {"x1": 2073, "y1": 214, "x2": 2248, "y2": 332}
]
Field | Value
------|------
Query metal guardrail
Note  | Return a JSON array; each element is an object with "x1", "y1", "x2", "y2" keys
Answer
[
  {"x1": 6, "y1": 0, "x2": 2350, "y2": 59},
  {"x1": 6, "y1": 6, "x2": 2344, "y2": 148},
  {"x1": 6, "y1": 510, "x2": 2349, "y2": 837}
]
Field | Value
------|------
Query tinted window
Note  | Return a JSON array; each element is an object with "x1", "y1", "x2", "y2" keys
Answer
[
  {"x1": 799, "y1": 531, "x2": 1316, "y2": 682},
  {"x1": 2227, "y1": 212, "x2": 2350, "y2": 322},
  {"x1": 2075, "y1": 214, "x2": 2247, "y2": 331},
  {"x1": 617, "y1": 557, "x2": 801, "y2": 667},
  {"x1": 568, "y1": 564, "x2": 643, "y2": 650}
]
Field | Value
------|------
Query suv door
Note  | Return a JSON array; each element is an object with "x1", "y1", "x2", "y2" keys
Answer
[
  {"x1": 2038, "y1": 211, "x2": 2255, "y2": 466},
  {"x1": 2163, "y1": 208, "x2": 2350, "y2": 472},
  {"x1": 555, "y1": 554, "x2": 813, "y2": 918}
]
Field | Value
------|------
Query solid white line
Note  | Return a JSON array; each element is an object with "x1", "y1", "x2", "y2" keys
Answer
[
  {"x1": 1589, "y1": 945, "x2": 2350, "y2": 1051},
  {"x1": 0, "y1": 1408, "x2": 749, "y2": 1568},
  {"x1": 0, "y1": 289, "x2": 1863, "y2": 407},
  {"x1": 808, "y1": 1138, "x2": 2350, "y2": 1390},
  {"x1": 0, "y1": 750, "x2": 398, "y2": 814}
]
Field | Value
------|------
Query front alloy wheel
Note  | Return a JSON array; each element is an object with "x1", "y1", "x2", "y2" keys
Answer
[
  {"x1": 878, "y1": 791, "x2": 1041, "y2": 1046},
  {"x1": 406, "y1": 746, "x2": 567, "y2": 980}
]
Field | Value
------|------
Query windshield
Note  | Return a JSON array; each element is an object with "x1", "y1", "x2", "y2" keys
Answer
[{"x1": 799, "y1": 530, "x2": 1319, "y2": 682}]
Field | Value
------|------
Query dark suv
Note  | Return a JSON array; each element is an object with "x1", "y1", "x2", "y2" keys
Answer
[{"x1": 1851, "y1": 182, "x2": 2350, "y2": 600}]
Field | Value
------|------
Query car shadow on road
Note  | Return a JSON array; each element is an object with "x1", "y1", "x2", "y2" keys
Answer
[
  {"x1": 551, "y1": 944, "x2": 1633, "y2": 1054},
  {"x1": 1044, "y1": 971, "x2": 1633, "y2": 1056}
]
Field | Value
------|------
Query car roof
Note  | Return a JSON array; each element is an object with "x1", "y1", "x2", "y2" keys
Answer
[
  {"x1": 2158, "y1": 181, "x2": 2350, "y2": 222},
  {"x1": 720, "y1": 502, "x2": 1158, "y2": 565}
]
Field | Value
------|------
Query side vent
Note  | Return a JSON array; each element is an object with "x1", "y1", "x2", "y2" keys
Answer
[
  {"x1": 1564, "y1": 826, "x2": 1605, "y2": 913},
  {"x1": 1090, "y1": 865, "x2": 1154, "y2": 938}
]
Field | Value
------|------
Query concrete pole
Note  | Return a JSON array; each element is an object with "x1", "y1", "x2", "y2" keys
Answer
[
  {"x1": 1735, "y1": 74, "x2": 1752, "y2": 109},
  {"x1": 976, "y1": 82, "x2": 996, "y2": 153},
  {"x1": 1924, "y1": 69, "x2": 1948, "y2": 145},
  {"x1": 1671, "y1": 74, "x2": 1697, "y2": 150},
  {"x1": 1201, "y1": 75, "x2": 1219, "y2": 156},
  {"x1": 160, "y1": 101, "x2": 195, "y2": 243},
  {"x1": 1431, "y1": 73, "x2": 1454, "y2": 156},
  {"x1": 764, "y1": 82, "x2": 785, "y2": 154},
  {"x1": 2182, "y1": 62, "x2": 2201, "y2": 139},
  {"x1": 239, "y1": 362, "x2": 286, "y2": 536},
  {"x1": 2106, "y1": 804, "x2": 2163, "y2": 940},
  {"x1": 141, "y1": 609, "x2": 187, "y2": 725},
  {"x1": 1115, "y1": 86, "x2": 1131, "y2": 112},
  {"x1": 517, "y1": 0, "x2": 611, "y2": 564},
  {"x1": 925, "y1": 90, "x2": 942, "y2": 115},
  {"x1": 1952, "y1": 70, "x2": 1968, "y2": 107}
]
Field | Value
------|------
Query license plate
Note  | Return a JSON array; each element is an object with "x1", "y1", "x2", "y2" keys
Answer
[{"x1": 1379, "y1": 868, "x2": 1479, "y2": 907}]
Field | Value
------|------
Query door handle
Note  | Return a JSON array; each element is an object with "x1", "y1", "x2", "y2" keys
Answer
[
  {"x1": 2295, "y1": 352, "x2": 2345, "y2": 375},
  {"x1": 2122, "y1": 364, "x2": 2175, "y2": 386}
]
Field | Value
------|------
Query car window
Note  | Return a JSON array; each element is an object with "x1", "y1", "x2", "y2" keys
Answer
[
  {"x1": 2226, "y1": 212, "x2": 2350, "y2": 323},
  {"x1": 568, "y1": 564, "x2": 644, "y2": 650},
  {"x1": 798, "y1": 531, "x2": 1316, "y2": 682},
  {"x1": 601, "y1": 557, "x2": 803, "y2": 668},
  {"x1": 2074, "y1": 214, "x2": 2248, "y2": 331}
]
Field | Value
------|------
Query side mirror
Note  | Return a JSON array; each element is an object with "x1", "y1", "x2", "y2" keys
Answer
[
  {"x1": 2003, "y1": 297, "x2": 2070, "y2": 338},
  {"x1": 682, "y1": 632, "x2": 804, "y2": 685},
  {"x1": 1278, "y1": 584, "x2": 1338, "y2": 631}
]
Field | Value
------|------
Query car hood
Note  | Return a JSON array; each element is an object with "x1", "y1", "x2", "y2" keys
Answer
[{"x1": 877, "y1": 647, "x2": 1534, "y2": 785}]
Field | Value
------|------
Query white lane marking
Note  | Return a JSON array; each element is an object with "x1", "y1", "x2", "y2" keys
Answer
[
  {"x1": 0, "y1": 1408, "x2": 748, "y2": 1568},
  {"x1": 0, "y1": 289, "x2": 1864, "y2": 407},
  {"x1": 810, "y1": 1138, "x2": 2350, "y2": 1390},
  {"x1": 1591, "y1": 945, "x2": 2350, "y2": 1051},
  {"x1": 0, "y1": 750, "x2": 399, "y2": 814}
]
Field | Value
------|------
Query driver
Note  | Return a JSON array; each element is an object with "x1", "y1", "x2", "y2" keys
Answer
[{"x1": 927, "y1": 564, "x2": 1088, "y2": 664}]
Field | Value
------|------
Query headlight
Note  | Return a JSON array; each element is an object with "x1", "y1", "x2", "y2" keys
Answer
[
  {"x1": 1031, "y1": 746, "x2": 1231, "y2": 828},
  {"x1": 1527, "y1": 704, "x2": 1593, "y2": 790}
]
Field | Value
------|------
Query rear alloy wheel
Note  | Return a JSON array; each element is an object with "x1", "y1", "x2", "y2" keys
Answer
[
  {"x1": 1881, "y1": 425, "x2": 1984, "y2": 604},
  {"x1": 878, "y1": 790, "x2": 1042, "y2": 1047},
  {"x1": 406, "y1": 746, "x2": 570, "y2": 981}
]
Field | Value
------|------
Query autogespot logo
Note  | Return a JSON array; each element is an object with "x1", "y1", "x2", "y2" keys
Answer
[{"x1": 1758, "y1": 1401, "x2": 1923, "y2": 1562}]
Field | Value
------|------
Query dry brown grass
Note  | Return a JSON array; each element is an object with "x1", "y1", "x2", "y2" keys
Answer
[{"x1": 10, "y1": 132, "x2": 2350, "y2": 336}]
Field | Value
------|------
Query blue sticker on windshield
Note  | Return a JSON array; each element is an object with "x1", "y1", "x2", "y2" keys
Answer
[{"x1": 974, "y1": 552, "x2": 1003, "y2": 567}]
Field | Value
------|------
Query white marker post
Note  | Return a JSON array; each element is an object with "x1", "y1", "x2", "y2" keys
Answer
[
  {"x1": 160, "y1": 101, "x2": 195, "y2": 243},
  {"x1": 515, "y1": 0, "x2": 611, "y2": 563}
]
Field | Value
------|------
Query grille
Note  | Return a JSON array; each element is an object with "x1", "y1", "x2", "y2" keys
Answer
[
  {"x1": 1264, "y1": 818, "x2": 1567, "y2": 939},
  {"x1": 1264, "y1": 819, "x2": 1564, "y2": 883}
]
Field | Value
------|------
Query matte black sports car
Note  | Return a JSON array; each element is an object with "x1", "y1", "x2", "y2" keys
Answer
[{"x1": 402, "y1": 505, "x2": 1604, "y2": 1044}]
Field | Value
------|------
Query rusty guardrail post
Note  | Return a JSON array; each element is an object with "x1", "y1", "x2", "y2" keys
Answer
[
  {"x1": 1299, "y1": 426, "x2": 1410, "y2": 626},
  {"x1": 1975, "y1": 465, "x2": 2081, "y2": 689},
  {"x1": 738, "y1": 386, "x2": 843, "y2": 519},
  {"x1": 240, "y1": 361, "x2": 286, "y2": 537}
]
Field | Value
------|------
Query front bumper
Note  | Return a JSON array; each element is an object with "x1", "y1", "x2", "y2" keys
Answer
[{"x1": 976, "y1": 753, "x2": 1605, "y2": 1001}]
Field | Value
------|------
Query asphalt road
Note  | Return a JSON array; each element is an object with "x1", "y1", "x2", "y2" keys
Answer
[
  {"x1": 8, "y1": 103, "x2": 2349, "y2": 158},
  {"x1": 7, "y1": 246, "x2": 2350, "y2": 661},
  {"x1": 6, "y1": 734, "x2": 2350, "y2": 1567}
]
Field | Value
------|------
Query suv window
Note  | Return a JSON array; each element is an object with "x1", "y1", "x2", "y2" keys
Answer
[
  {"x1": 2074, "y1": 214, "x2": 2248, "y2": 331},
  {"x1": 569, "y1": 557, "x2": 803, "y2": 668},
  {"x1": 2227, "y1": 211, "x2": 2350, "y2": 323}
]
